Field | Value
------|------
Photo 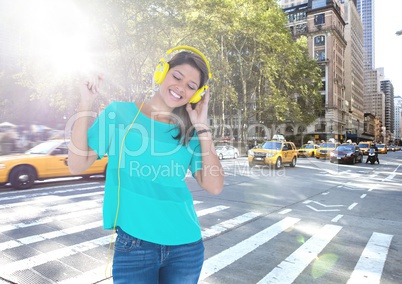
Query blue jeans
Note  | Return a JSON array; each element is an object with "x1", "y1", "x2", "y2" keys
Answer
[{"x1": 112, "y1": 227, "x2": 204, "y2": 284}]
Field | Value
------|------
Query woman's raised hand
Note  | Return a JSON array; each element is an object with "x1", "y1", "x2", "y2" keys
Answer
[
  {"x1": 78, "y1": 74, "x2": 104, "y2": 110},
  {"x1": 186, "y1": 89, "x2": 210, "y2": 130}
]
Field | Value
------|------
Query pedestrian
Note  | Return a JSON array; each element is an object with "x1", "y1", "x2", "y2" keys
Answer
[{"x1": 68, "y1": 46, "x2": 224, "y2": 283}]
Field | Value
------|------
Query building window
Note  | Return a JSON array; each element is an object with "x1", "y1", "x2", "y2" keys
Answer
[
  {"x1": 315, "y1": 50, "x2": 326, "y2": 61},
  {"x1": 319, "y1": 65, "x2": 326, "y2": 77},
  {"x1": 314, "y1": 35, "x2": 325, "y2": 46},
  {"x1": 314, "y1": 13, "x2": 325, "y2": 25},
  {"x1": 296, "y1": 23, "x2": 307, "y2": 34}
]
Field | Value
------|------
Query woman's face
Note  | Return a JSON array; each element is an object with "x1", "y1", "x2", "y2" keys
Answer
[{"x1": 159, "y1": 63, "x2": 201, "y2": 109}]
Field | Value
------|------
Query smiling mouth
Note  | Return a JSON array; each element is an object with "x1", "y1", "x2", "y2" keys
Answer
[{"x1": 170, "y1": 90, "x2": 182, "y2": 99}]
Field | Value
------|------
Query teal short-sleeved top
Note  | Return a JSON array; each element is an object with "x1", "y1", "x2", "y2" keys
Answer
[{"x1": 87, "y1": 101, "x2": 203, "y2": 245}]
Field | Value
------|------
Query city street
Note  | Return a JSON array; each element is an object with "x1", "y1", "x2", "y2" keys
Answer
[{"x1": 0, "y1": 151, "x2": 401, "y2": 284}]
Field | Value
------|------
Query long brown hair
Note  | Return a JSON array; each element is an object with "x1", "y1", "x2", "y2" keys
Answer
[{"x1": 168, "y1": 51, "x2": 209, "y2": 145}]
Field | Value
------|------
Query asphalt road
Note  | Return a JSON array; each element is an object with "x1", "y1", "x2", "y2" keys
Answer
[{"x1": 0, "y1": 151, "x2": 401, "y2": 283}]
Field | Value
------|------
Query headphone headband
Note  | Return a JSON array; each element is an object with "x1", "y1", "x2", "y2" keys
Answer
[
  {"x1": 166, "y1": 45, "x2": 212, "y2": 80},
  {"x1": 153, "y1": 45, "x2": 212, "y2": 104}
]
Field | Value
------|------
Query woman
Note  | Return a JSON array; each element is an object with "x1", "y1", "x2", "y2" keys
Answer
[{"x1": 68, "y1": 48, "x2": 224, "y2": 283}]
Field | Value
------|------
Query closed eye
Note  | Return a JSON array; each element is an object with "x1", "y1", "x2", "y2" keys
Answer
[
  {"x1": 188, "y1": 84, "x2": 197, "y2": 90},
  {"x1": 173, "y1": 74, "x2": 182, "y2": 81},
  {"x1": 172, "y1": 71, "x2": 198, "y2": 90}
]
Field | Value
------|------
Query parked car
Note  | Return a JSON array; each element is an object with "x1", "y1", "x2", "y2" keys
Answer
[
  {"x1": 0, "y1": 140, "x2": 108, "y2": 190},
  {"x1": 357, "y1": 141, "x2": 372, "y2": 155},
  {"x1": 376, "y1": 144, "x2": 387, "y2": 154},
  {"x1": 248, "y1": 140, "x2": 297, "y2": 169},
  {"x1": 329, "y1": 144, "x2": 363, "y2": 164},
  {"x1": 316, "y1": 142, "x2": 340, "y2": 159},
  {"x1": 215, "y1": 145, "x2": 239, "y2": 160},
  {"x1": 298, "y1": 143, "x2": 319, "y2": 158}
]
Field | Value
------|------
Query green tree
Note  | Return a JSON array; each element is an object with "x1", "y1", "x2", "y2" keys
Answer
[{"x1": 3, "y1": 0, "x2": 322, "y2": 139}]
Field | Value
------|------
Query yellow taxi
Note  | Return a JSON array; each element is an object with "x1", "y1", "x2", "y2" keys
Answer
[
  {"x1": 0, "y1": 140, "x2": 108, "y2": 190},
  {"x1": 297, "y1": 142, "x2": 320, "y2": 158},
  {"x1": 248, "y1": 140, "x2": 298, "y2": 169},
  {"x1": 315, "y1": 141, "x2": 340, "y2": 159},
  {"x1": 357, "y1": 141, "x2": 372, "y2": 155},
  {"x1": 376, "y1": 144, "x2": 387, "y2": 154}
]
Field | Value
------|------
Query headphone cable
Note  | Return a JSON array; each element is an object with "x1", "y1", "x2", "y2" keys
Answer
[{"x1": 105, "y1": 100, "x2": 145, "y2": 278}]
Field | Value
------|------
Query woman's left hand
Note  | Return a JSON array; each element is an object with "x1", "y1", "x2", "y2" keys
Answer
[{"x1": 186, "y1": 89, "x2": 210, "y2": 129}]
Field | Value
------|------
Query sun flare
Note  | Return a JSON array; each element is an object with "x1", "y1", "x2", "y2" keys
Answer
[{"x1": 15, "y1": 0, "x2": 97, "y2": 78}]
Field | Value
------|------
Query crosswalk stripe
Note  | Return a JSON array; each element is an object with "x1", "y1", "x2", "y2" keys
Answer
[
  {"x1": 347, "y1": 232, "x2": 393, "y2": 284},
  {"x1": 197, "y1": 205, "x2": 230, "y2": 217},
  {"x1": 202, "y1": 212, "x2": 262, "y2": 239},
  {"x1": 0, "y1": 200, "x2": 205, "y2": 251},
  {"x1": 0, "y1": 190, "x2": 103, "y2": 210},
  {"x1": 0, "y1": 192, "x2": 395, "y2": 284},
  {"x1": 257, "y1": 224, "x2": 342, "y2": 284},
  {"x1": 199, "y1": 217, "x2": 300, "y2": 281},
  {"x1": 58, "y1": 266, "x2": 112, "y2": 284},
  {"x1": 0, "y1": 220, "x2": 103, "y2": 251},
  {"x1": 0, "y1": 183, "x2": 102, "y2": 201},
  {"x1": 0, "y1": 235, "x2": 113, "y2": 275},
  {"x1": 0, "y1": 206, "x2": 102, "y2": 232}
]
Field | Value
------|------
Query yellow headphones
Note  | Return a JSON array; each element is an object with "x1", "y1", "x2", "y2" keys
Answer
[{"x1": 153, "y1": 45, "x2": 212, "y2": 104}]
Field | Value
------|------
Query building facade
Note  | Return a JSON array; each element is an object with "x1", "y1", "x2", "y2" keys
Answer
[
  {"x1": 282, "y1": 0, "x2": 367, "y2": 143},
  {"x1": 394, "y1": 96, "x2": 402, "y2": 141},
  {"x1": 380, "y1": 79, "x2": 395, "y2": 143},
  {"x1": 343, "y1": 0, "x2": 365, "y2": 142},
  {"x1": 356, "y1": 0, "x2": 375, "y2": 70}
]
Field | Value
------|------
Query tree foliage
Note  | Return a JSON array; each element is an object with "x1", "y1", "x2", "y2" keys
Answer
[{"x1": 1, "y1": 0, "x2": 321, "y2": 138}]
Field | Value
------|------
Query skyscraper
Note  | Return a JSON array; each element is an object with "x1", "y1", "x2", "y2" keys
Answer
[
  {"x1": 356, "y1": 0, "x2": 375, "y2": 70},
  {"x1": 356, "y1": 0, "x2": 389, "y2": 142}
]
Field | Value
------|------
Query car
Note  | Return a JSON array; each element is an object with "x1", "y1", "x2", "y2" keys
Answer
[
  {"x1": 357, "y1": 141, "x2": 372, "y2": 155},
  {"x1": 0, "y1": 139, "x2": 108, "y2": 190},
  {"x1": 248, "y1": 140, "x2": 297, "y2": 169},
  {"x1": 215, "y1": 145, "x2": 240, "y2": 160},
  {"x1": 329, "y1": 144, "x2": 363, "y2": 164},
  {"x1": 388, "y1": 144, "x2": 399, "y2": 152},
  {"x1": 298, "y1": 143, "x2": 319, "y2": 158},
  {"x1": 316, "y1": 142, "x2": 340, "y2": 159},
  {"x1": 376, "y1": 144, "x2": 387, "y2": 154}
]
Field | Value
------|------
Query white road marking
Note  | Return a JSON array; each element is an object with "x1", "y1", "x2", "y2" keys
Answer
[
  {"x1": 347, "y1": 232, "x2": 393, "y2": 284},
  {"x1": 0, "y1": 206, "x2": 102, "y2": 232},
  {"x1": 331, "y1": 214, "x2": 344, "y2": 222},
  {"x1": 0, "y1": 184, "x2": 103, "y2": 202},
  {"x1": 348, "y1": 203, "x2": 358, "y2": 210},
  {"x1": 278, "y1": 209, "x2": 292, "y2": 215},
  {"x1": 0, "y1": 221, "x2": 102, "y2": 251},
  {"x1": 202, "y1": 212, "x2": 262, "y2": 239},
  {"x1": 0, "y1": 235, "x2": 113, "y2": 275},
  {"x1": 381, "y1": 164, "x2": 400, "y2": 182},
  {"x1": 303, "y1": 200, "x2": 344, "y2": 207},
  {"x1": 58, "y1": 266, "x2": 113, "y2": 284},
  {"x1": 199, "y1": 217, "x2": 300, "y2": 281},
  {"x1": 257, "y1": 224, "x2": 342, "y2": 284},
  {"x1": 0, "y1": 190, "x2": 103, "y2": 209},
  {"x1": 306, "y1": 205, "x2": 341, "y2": 212},
  {"x1": 196, "y1": 206, "x2": 230, "y2": 217}
]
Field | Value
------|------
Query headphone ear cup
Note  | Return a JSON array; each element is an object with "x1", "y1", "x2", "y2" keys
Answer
[
  {"x1": 154, "y1": 59, "x2": 169, "y2": 85},
  {"x1": 189, "y1": 85, "x2": 208, "y2": 104}
]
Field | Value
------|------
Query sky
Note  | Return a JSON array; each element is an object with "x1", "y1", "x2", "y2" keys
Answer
[{"x1": 375, "y1": 0, "x2": 402, "y2": 97}]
